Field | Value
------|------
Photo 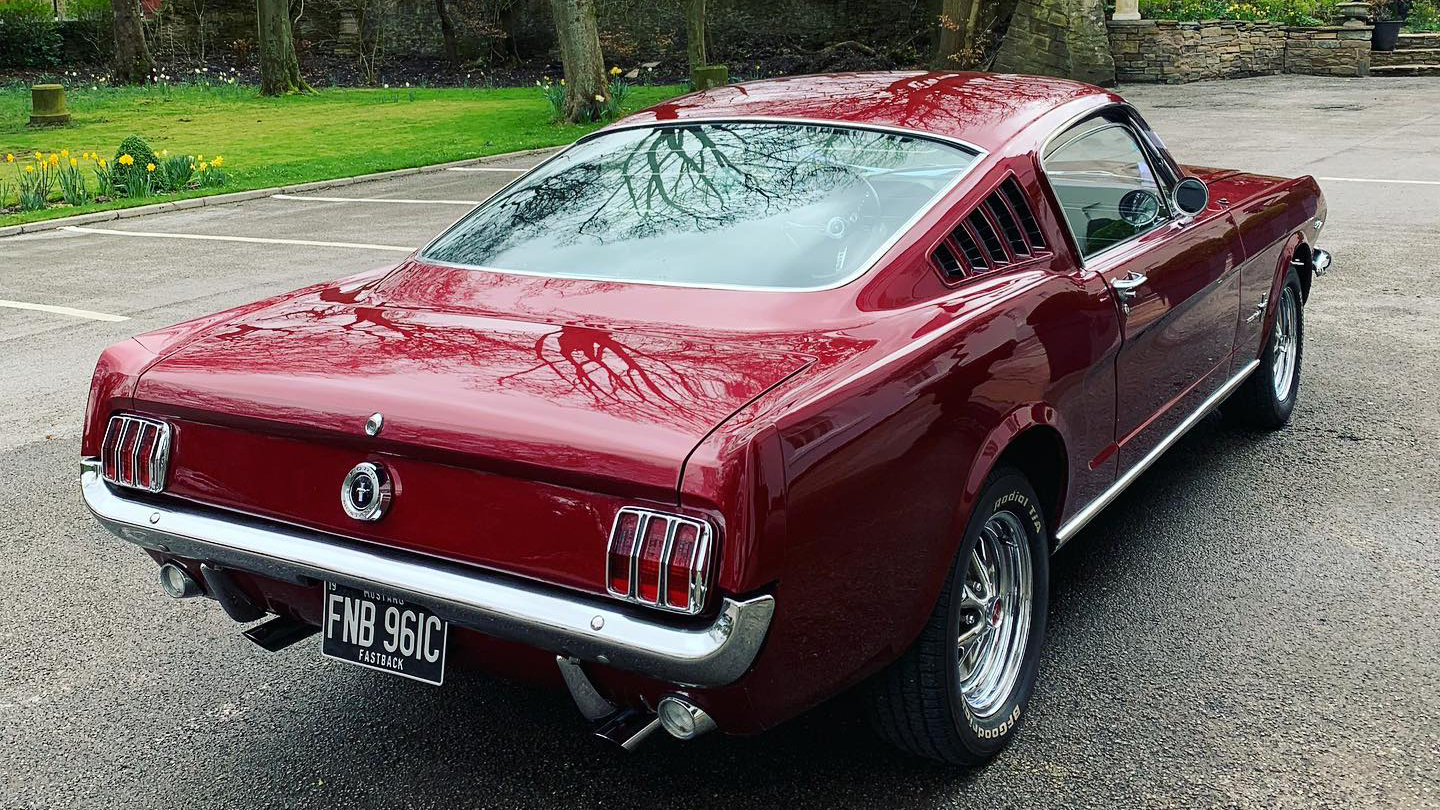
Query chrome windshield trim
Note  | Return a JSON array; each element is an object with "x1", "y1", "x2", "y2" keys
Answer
[
  {"x1": 81, "y1": 462, "x2": 774, "y2": 687},
  {"x1": 1054, "y1": 358, "x2": 1262, "y2": 548},
  {"x1": 416, "y1": 118, "x2": 989, "y2": 294}
]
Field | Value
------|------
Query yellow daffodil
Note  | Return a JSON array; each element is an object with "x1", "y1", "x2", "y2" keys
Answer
[
  {"x1": 34, "y1": 151, "x2": 44, "y2": 161},
  {"x1": 610, "y1": 66, "x2": 622, "y2": 75},
  {"x1": 594, "y1": 94, "x2": 605, "y2": 102},
  {"x1": 560, "y1": 78, "x2": 565, "y2": 85},
  {"x1": 4, "y1": 153, "x2": 12, "y2": 162},
  {"x1": 146, "y1": 162, "x2": 156, "y2": 172},
  {"x1": 99, "y1": 158, "x2": 107, "y2": 167},
  {"x1": 199, "y1": 162, "x2": 208, "y2": 171},
  {"x1": 119, "y1": 154, "x2": 134, "y2": 165},
  {"x1": 24, "y1": 165, "x2": 35, "y2": 173},
  {"x1": 160, "y1": 149, "x2": 168, "y2": 156},
  {"x1": 48, "y1": 153, "x2": 59, "y2": 164},
  {"x1": 69, "y1": 157, "x2": 78, "y2": 167},
  {"x1": 212, "y1": 155, "x2": 223, "y2": 166},
  {"x1": 61, "y1": 149, "x2": 69, "y2": 157}
]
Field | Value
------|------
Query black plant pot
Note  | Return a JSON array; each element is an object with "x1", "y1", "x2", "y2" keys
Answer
[{"x1": 1373, "y1": 20, "x2": 1403, "y2": 51}]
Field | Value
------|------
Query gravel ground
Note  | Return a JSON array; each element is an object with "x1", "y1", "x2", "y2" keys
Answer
[{"x1": 1, "y1": 75, "x2": 1437, "y2": 809}]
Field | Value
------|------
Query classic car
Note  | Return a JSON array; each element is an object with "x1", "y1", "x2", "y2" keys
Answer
[{"x1": 81, "y1": 71, "x2": 1330, "y2": 765}]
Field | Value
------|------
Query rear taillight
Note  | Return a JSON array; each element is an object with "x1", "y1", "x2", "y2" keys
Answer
[
  {"x1": 606, "y1": 507, "x2": 713, "y2": 615},
  {"x1": 100, "y1": 414, "x2": 171, "y2": 493}
]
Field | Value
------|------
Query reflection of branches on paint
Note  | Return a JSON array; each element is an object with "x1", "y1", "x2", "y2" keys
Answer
[
  {"x1": 497, "y1": 326, "x2": 722, "y2": 429},
  {"x1": 425, "y1": 122, "x2": 934, "y2": 264}
]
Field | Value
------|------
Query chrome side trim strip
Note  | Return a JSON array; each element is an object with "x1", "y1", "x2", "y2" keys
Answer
[
  {"x1": 81, "y1": 462, "x2": 774, "y2": 687},
  {"x1": 1054, "y1": 359, "x2": 1261, "y2": 548}
]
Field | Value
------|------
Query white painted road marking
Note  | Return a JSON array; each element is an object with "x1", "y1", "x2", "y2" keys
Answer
[
  {"x1": 1318, "y1": 176, "x2": 1440, "y2": 186},
  {"x1": 62, "y1": 226, "x2": 415, "y2": 253},
  {"x1": 271, "y1": 194, "x2": 480, "y2": 206},
  {"x1": 445, "y1": 166, "x2": 530, "y2": 173},
  {"x1": 0, "y1": 299, "x2": 129, "y2": 322}
]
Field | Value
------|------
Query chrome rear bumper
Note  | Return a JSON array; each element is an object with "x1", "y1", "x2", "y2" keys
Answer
[{"x1": 80, "y1": 460, "x2": 774, "y2": 687}]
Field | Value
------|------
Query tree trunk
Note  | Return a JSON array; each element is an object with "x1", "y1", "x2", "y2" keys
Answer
[
  {"x1": 110, "y1": 0, "x2": 153, "y2": 84},
  {"x1": 938, "y1": 0, "x2": 988, "y2": 66},
  {"x1": 547, "y1": 0, "x2": 607, "y2": 123},
  {"x1": 684, "y1": 0, "x2": 706, "y2": 71},
  {"x1": 257, "y1": 0, "x2": 309, "y2": 95},
  {"x1": 435, "y1": 0, "x2": 459, "y2": 66}
]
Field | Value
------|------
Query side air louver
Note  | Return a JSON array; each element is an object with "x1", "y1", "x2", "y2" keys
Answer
[
  {"x1": 606, "y1": 507, "x2": 713, "y2": 615},
  {"x1": 101, "y1": 414, "x2": 172, "y2": 493},
  {"x1": 1000, "y1": 177, "x2": 1046, "y2": 249},
  {"x1": 932, "y1": 177, "x2": 1049, "y2": 279}
]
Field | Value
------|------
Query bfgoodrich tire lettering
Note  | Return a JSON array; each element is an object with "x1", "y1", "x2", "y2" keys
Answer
[{"x1": 866, "y1": 466, "x2": 1050, "y2": 765}]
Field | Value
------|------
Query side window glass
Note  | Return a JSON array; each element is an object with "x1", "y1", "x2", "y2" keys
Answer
[{"x1": 1043, "y1": 124, "x2": 1170, "y2": 258}]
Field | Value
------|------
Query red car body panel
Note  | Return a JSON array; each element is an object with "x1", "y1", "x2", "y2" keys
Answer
[{"x1": 82, "y1": 72, "x2": 1327, "y2": 735}]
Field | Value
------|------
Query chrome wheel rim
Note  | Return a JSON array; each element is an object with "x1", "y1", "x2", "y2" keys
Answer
[
  {"x1": 1271, "y1": 286, "x2": 1298, "y2": 400},
  {"x1": 956, "y1": 510, "x2": 1033, "y2": 718}
]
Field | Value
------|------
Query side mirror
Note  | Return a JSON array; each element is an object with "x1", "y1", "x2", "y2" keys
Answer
[{"x1": 1172, "y1": 177, "x2": 1209, "y2": 216}]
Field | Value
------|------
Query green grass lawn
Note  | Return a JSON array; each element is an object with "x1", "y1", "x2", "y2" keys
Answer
[{"x1": 0, "y1": 82, "x2": 686, "y2": 227}]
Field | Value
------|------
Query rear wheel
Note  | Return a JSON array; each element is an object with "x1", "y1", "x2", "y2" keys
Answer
[
  {"x1": 866, "y1": 467, "x2": 1049, "y2": 765},
  {"x1": 1225, "y1": 267, "x2": 1304, "y2": 430}
]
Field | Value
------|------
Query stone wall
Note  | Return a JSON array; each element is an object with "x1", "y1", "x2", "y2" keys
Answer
[
  {"x1": 996, "y1": 0, "x2": 1117, "y2": 86},
  {"x1": 1285, "y1": 26, "x2": 1374, "y2": 76},
  {"x1": 1108, "y1": 20, "x2": 1371, "y2": 83}
]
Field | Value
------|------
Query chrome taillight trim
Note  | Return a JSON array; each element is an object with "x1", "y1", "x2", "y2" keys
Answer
[
  {"x1": 101, "y1": 414, "x2": 171, "y2": 493},
  {"x1": 607, "y1": 507, "x2": 713, "y2": 615}
]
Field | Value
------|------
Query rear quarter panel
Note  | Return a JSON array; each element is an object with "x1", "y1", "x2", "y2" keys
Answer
[{"x1": 681, "y1": 246, "x2": 1120, "y2": 729}]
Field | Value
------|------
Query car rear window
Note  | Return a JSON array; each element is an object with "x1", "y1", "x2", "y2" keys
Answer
[{"x1": 420, "y1": 122, "x2": 980, "y2": 290}]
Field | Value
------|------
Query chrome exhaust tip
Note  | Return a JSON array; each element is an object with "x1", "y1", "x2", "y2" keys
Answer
[
  {"x1": 158, "y1": 562, "x2": 203, "y2": 599},
  {"x1": 656, "y1": 695, "x2": 717, "y2": 740},
  {"x1": 593, "y1": 709, "x2": 662, "y2": 752}
]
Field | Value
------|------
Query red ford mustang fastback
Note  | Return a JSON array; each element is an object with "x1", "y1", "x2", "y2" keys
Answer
[{"x1": 82, "y1": 72, "x2": 1329, "y2": 764}]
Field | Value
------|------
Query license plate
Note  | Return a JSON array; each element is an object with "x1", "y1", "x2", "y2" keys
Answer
[{"x1": 321, "y1": 582, "x2": 448, "y2": 685}]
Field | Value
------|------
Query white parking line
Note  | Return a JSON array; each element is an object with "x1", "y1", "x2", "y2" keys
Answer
[
  {"x1": 271, "y1": 194, "x2": 480, "y2": 206},
  {"x1": 446, "y1": 166, "x2": 530, "y2": 173},
  {"x1": 62, "y1": 226, "x2": 415, "y2": 253},
  {"x1": 0, "y1": 299, "x2": 129, "y2": 322},
  {"x1": 1318, "y1": 176, "x2": 1440, "y2": 186}
]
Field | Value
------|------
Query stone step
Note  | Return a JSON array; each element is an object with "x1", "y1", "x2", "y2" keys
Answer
[
  {"x1": 1373, "y1": 47, "x2": 1440, "y2": 65},
  {"x1": 1370, "y1": 63, "x2": 1440, "y2": 76},
  {"x1": 1395, "y1": 32, "x2": 1440, "y2": 49}
]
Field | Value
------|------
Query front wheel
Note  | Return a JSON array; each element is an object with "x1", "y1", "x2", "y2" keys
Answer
[
  {"x1": 1225, "y1": 267, "x2": 1304, "y2": 430},
  {"x1": 866, "y1": 467, "x2": 1049, "y2": 765}
]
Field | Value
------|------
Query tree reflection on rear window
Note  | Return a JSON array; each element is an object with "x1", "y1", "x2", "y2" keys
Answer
[{"x1": 421, "y1": 122, "x2": 980, "y2": 290}]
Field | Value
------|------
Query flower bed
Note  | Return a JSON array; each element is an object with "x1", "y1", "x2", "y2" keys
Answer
[
  {"x1": 2, "y1": 135, "x2": 226, "y2": 216},
  {"x1": 1137, "y1": 0, "x2": 1440, "y2": 28}
]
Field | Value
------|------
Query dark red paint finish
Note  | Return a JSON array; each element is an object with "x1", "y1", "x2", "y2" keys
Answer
[{"x1": 84, "y1": 73, "x2": 1326, "y2": 734}]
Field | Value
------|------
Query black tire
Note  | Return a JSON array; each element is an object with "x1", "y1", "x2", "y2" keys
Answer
[
  {"x1": 866, "y1": 466, "x2": 1049, "y2": 766},
  {"x1": 1224, "y1": 267, "x2": 1304, "y2": 430}
]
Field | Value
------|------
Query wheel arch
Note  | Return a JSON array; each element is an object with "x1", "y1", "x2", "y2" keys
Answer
[{"x1": 962, "y1": 404, "x2": 1070, "y2": 546}]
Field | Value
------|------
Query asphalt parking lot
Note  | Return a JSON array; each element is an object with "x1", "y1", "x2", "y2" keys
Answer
[{"x1": 2, "y1": 75, "x2": 1437, "y2": 809}]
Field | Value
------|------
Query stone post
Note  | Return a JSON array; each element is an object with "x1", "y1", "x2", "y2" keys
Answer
[
  {"x1": 1113, "y1": 0, "x2": 1141, "y2": 21},
  {"x1": 29, "y1": 84, "x2": 70, "y2": 127}
]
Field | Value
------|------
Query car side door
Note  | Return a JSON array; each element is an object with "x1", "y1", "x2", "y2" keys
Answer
[{"x1": 1042, "y1": 116, "x2": 1242, "y2": 472}]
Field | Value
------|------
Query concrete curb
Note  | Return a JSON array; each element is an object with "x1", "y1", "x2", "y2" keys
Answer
[{"x1": 0, "y1": 146, "x2": 559, "y2": 240}]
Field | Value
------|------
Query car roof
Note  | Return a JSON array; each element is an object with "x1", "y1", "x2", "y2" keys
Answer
[{"x1": 613, "y1": 71, "x2": 1119, "y2": 154}]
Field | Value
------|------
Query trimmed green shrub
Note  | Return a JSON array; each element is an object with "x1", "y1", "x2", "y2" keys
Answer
[
  {"x1": 113, "y1": 135, "x2": 160, "y2": 173},
  {"x1": 0, "y1": 0, "x2": 62, "y2": 69}
]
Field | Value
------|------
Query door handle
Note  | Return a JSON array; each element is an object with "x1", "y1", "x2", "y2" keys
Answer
[{"x1": 1111, "y1": 272, "x2": 1147, "y2": 311}]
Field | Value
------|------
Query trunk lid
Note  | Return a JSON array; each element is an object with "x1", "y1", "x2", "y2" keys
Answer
[{"x1": 134, "y1": 279, "x2": 810, "y2": 593}]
